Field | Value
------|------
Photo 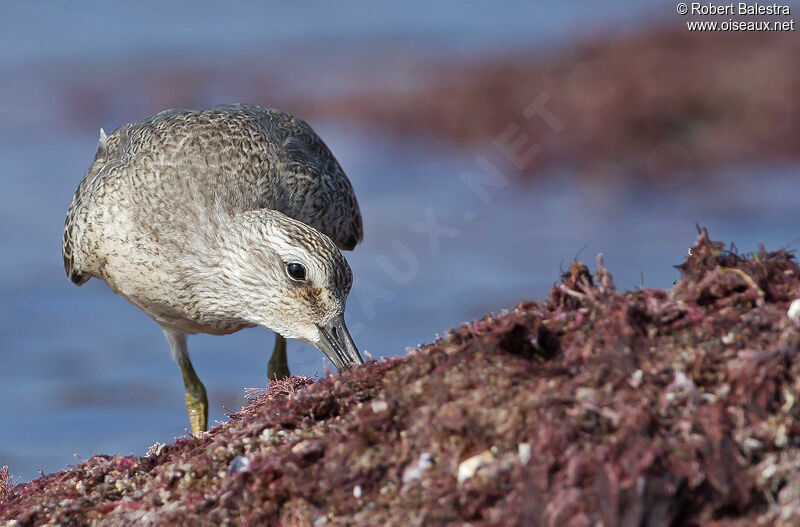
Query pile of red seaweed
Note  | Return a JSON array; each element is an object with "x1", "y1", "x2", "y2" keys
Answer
[{"x1": 3, "y1": 231, "x2": 800, "y2": 526}]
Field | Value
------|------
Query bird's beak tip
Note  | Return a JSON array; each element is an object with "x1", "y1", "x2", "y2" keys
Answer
[{"x1": 316, "y1": 315, "x2": 363, "y2": 371}]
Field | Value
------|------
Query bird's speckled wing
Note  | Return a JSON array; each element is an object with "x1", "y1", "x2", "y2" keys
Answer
[{"x1": 63, "y1": 104, "x2": 363, "y2": 285}]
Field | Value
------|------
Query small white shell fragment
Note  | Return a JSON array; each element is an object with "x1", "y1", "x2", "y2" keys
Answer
[
  {"x1": 228, "y1": 455, "x2": 250, "y2": 475},
  {"x1": 457, "y1": 450, "x2": 493, "y2": 484},
  {"x1": 518, "y1": 443, "x2": 532, "y2": 464},
  {"x1": 353, "y1": 485, "x2": 362, "y2": 499},
  {"x1": 782, "y1": 389, "x2": 795, "y2": 412},
  {"x1": 762, "y1": 463, "x2": 778, "y2": 480},
  {"x1": 371, "y1": 400, "x2": 389, "y2": 413},
  {"x1": 628, "y1": 369, "x2": 643, "y2": 389},
  {"x1": 743, "y1": 438, "x2": 763, "y2": 451},
  {"x1": 788, "y1": 299, "x2": 800, "y2": 325},
  {"x1": 775, "y1": 424, "x2": 788, "y2": 448},
  {"x1": 402, "y1": 452, "x2": 434, "y2": 484}
]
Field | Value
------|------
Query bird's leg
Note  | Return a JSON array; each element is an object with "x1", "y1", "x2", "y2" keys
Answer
[
  {"x1": 162, "y1": 328, "x2": 208, "y2": 436},
  {"x1": 178, "y1": 355, "x2": 208, "y2": 436},
  {"x1": 267, "y1": 333, "x2": 290, "y2": 381}
]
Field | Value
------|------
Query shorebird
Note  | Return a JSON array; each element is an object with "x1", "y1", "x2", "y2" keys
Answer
[{"x1": 62, "y1": 104, "x2": 364, "y2": 435}]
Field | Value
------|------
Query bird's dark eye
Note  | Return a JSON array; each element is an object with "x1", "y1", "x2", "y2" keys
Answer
[{"x1": 286, "y1": 262, "x2": 307, "y2": 282}]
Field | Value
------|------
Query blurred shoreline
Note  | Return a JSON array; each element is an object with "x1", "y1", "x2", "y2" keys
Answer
[
  {"x1": 23, "y1": 27, "x2": 797, "y2": 187},
  {"x1": 299, "y1": 29, "x2": 800, "y2": 183}
]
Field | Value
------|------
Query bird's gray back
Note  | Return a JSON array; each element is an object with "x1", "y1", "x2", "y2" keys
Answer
[{"x1": 63, "y1": 104, "x2": 363, "y2": 285}]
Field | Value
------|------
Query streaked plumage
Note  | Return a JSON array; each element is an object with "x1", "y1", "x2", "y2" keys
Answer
[{"x1": 62, "y1": 104, "x2": 364, "y2": 434}]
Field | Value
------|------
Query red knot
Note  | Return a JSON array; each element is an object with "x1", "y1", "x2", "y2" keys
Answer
[{"x1": 63, "y1": 104, "x2": 364, "y2": 435}]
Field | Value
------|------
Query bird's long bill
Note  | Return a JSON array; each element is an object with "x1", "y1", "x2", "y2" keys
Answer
[{"x1": 316, "y1": 314, "x2": 364, "y2": 371}]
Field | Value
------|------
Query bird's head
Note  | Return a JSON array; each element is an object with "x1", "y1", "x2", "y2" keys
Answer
[{"x1": 212, "y1": 209, "x2": 363, "y2": 371}]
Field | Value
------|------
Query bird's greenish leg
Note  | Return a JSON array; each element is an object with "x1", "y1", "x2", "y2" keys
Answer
[
  {"x1": 268, "y1": 333, "x2": 290, "y2": 381},
  {"x1": 179, "y1": 357, "x2": 208, "y2": 436},
  {"x1": 162, "y1": 328, "x2": 208, "y2": 436}
]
